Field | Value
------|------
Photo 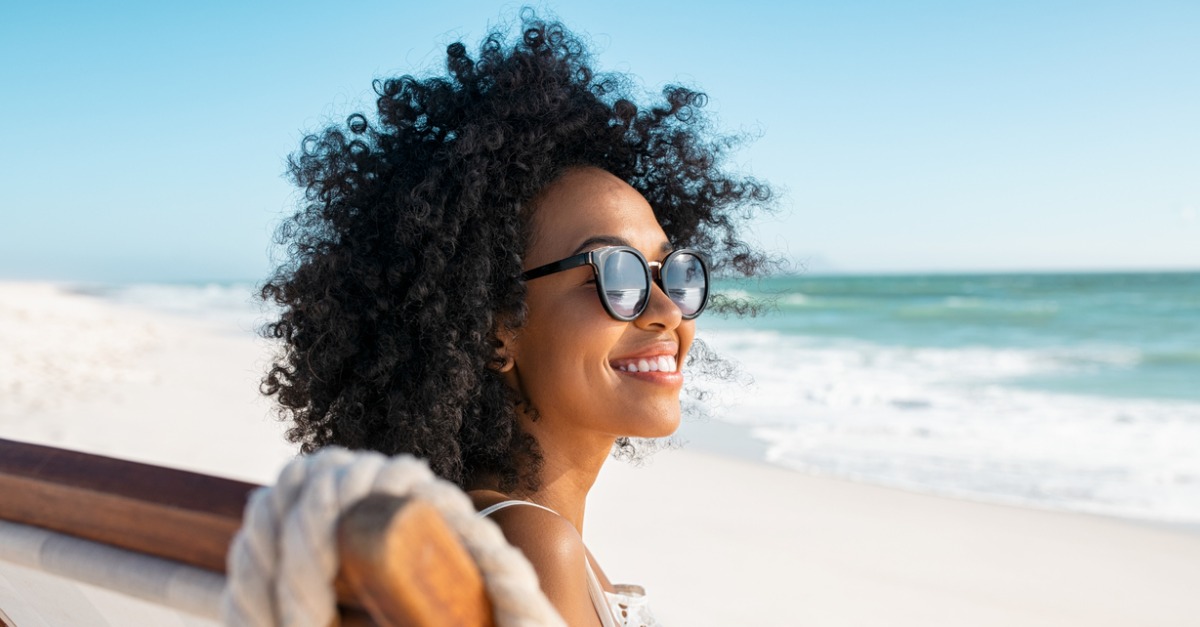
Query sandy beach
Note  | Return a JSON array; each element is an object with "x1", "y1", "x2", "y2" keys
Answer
[{"x1": 2, "y1": 281, "x2": 1198, "y2": 626}]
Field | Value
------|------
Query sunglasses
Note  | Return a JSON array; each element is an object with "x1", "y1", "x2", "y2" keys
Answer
[{"x1": 521, "y1": 246, "x2": 710, "y2": 321}]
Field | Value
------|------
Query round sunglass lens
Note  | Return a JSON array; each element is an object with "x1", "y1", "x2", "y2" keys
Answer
[
  {"x1": 662, "y1": 253, "x2": 707, "y2": 317},
  {"x1": 602, "y1": 250, "x2": 650, "y2": 318}
]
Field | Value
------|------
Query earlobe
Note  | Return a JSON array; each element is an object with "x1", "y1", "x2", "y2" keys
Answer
[
  {"x1": 490, "y1": 341, "x2": 515, "y2": 373},
  {"x1": 491, "y1": 323, "x2": 518, "y2": 373}
]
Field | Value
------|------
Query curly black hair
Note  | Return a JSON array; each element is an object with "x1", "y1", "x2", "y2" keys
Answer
[{"x1": 260, "y1": 10, "x2": 773, "y2": 494}]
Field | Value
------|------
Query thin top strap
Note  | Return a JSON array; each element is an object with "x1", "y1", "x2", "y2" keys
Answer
[
  {"x1": 585, "y1": 555, "x2": 621, "y2": 627},
  {"x1": 476, "y1": 499, "x2": 560, "y2": 518}
]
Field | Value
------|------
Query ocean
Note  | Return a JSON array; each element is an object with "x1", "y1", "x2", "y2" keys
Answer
[
  {"x1": 701, "y1": 271, "x2": 1200, "y2": 526},
  {"x1": 79, "y1": 271, "x2": 1200, "y2": 526}
]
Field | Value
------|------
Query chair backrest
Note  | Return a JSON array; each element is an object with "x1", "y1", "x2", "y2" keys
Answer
[{"x1": 0, "y1": 438, "x2": 495, "y2": 626}]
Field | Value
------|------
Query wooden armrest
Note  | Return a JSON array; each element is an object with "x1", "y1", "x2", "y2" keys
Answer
[
  {"x1": 338, "y1": 495, "x2": 495, "y2": 626},
  {"x1": 0, "y1": 437, "x2": 253, "y2": 573}
]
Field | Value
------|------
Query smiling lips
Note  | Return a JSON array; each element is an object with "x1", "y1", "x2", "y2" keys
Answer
[{"x1": 611, "y1": 355, "x2": 678, "y2": 373}]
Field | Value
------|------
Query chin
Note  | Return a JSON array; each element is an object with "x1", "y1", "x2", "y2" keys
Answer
[{"x1": 623, "y1": 410, "x2": 681, "y2": 439}]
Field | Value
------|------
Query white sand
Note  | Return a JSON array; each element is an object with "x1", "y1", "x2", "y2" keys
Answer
[
  {"x1": 3, "y1": 282, "x2": 1199, "y2": 626},
  {"x1": 0, "y1": 282, "x2": 295, "y2": 481}
]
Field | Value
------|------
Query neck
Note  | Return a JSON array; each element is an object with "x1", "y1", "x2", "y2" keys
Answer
[
  {"x1": 525, "y1": 434, "x2": 613, "y2": 534},
  {"x1": 489, "y1": 407, "x2": 615, "y2": 535}
]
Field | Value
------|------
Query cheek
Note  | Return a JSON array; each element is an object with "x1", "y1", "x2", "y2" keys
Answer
[
  {"x1": 516, "y1": 287, "x2": 623, "y2": 394},
  {"x1": 524, "y1": 288, "x2": 607, "y2": 355}
]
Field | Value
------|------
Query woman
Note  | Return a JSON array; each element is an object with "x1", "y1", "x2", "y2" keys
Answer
[{"x1": 261, "y1": 12, "x2": 771, "y2": 626}]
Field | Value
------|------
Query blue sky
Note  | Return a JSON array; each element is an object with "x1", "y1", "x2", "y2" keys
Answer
[{"x1": 1, "y1": 1, "x2": 1197, "y2": 281}]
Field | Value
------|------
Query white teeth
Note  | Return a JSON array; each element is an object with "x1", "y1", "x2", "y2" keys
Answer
[{"x1": 614, "y1": 355, "x2": 679, "y2": 374}]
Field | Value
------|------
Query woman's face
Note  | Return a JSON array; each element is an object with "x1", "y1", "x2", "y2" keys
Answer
[{"x1": 503, "y1": 167, "x2": 696, "y2": 442}]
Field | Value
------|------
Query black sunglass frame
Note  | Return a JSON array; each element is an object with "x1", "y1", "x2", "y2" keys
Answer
[{"x1": 520, "y1": 245, "x2": 710, "y2": 321}]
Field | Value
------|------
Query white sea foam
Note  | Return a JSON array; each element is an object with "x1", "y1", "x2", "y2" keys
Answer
[
  {"x1": 696, "y1": 328, "x2": 1200, "y2": 524},
  {"x1": 780, "y1": 293, "x2": 809, "y2": 306},
  {"x1": 70, "y1": 282, "x2": 275, "y2": 335}
]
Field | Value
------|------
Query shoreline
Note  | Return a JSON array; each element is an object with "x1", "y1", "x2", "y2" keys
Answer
[{"x1": 674, "y1": 410, "x2": 1200, "y2": 538}]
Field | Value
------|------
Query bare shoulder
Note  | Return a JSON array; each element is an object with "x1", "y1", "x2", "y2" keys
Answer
[
  {"x1": 485, "y1": 502, "x2": 584, "y2": 562},
  {"x1": 469, "y1": 494, "x2": 599, "y2": 626}
]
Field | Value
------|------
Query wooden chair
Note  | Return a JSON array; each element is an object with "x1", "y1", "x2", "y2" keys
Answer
[{"x1": 0, "y1": 437, "x2": 495, "y2": 626}]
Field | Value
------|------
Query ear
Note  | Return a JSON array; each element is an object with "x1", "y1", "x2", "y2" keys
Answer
[
  {"x1": 490, "y1": 319, "x2": 526, "y2": 398},
  {"x1": 491, "y1": 322, "x2": 518, "y2": 373}
]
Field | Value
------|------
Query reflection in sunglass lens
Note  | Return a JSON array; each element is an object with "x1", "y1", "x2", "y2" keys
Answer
[
  {"x1": 662, "y1": 252, "x2": 707, "y2": 316},
  {"x1": 602, "y1": 250, "x2": 650, "y2": 318}
]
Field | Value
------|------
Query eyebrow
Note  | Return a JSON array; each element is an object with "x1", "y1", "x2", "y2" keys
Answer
[{"x1": 570, "y1": 235, "x2": 673, "y2": 257}]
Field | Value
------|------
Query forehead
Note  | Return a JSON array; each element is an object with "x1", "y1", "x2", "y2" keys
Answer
[{"x1": 525, "y1": 167, "x2": 669, "y2": 266}]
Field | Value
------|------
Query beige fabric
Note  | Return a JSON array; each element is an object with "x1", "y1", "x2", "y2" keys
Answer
[{"x1": 0, "y1": 520, "x2": 223, "y2": 625}]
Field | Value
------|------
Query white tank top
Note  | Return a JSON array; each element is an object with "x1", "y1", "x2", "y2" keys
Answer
[{"x1": 477, "y1": 500, "x2": 660, "y2": 627}]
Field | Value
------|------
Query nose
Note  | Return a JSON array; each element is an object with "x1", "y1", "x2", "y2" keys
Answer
[{"x1": 635, "y1": 275, "x2": 683, "y2": 331}]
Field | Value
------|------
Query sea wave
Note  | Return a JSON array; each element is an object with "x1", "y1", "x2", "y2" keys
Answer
[
  {"x1": 892, "y1": 297, "x2": 1061, "y2": 322},
  {"x1": 67, "y1": 282, "x2": 275, "y2": 335},
  {"x1": 695, "y1": 328, "x2": 1200, "y2": 524}
]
